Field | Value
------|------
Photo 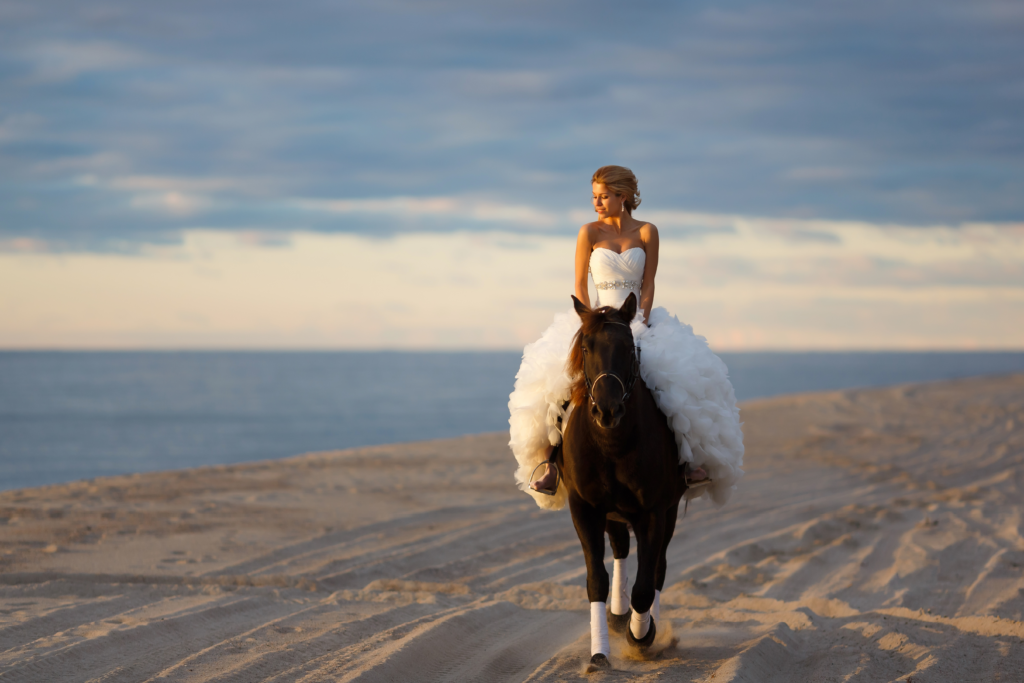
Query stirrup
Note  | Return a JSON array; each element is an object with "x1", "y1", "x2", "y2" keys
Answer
[{"x1": 529, "y1": 460, "x2": 561, "y2": 496}]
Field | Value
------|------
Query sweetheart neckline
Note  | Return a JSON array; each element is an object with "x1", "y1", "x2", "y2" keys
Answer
[{"x1": 592, "y1": 246, "x2": 645, "y2": 257}]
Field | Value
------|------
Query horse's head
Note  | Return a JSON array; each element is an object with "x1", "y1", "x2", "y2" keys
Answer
[{"x1": 569, "y1": 293, "x2": 640, "y2": 430}]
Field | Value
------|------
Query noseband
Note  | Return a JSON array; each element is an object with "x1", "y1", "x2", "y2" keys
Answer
[{"x1": 581, "y1": 321, "x2": 641, "y2": 406}]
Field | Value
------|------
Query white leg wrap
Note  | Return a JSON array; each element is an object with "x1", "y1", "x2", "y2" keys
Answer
[
  {"x1": 630, "y1": 608, "x2": 651, "y2": 640},
  {"x1": 610, "y1": 559, "x2": 630, "y2": 615},
  {"x1": 590, "y1": 602, "x2": 610, "y2": 656},
  {"x1": 652, "y1": 589, "x2": 660, "y2": 622}
]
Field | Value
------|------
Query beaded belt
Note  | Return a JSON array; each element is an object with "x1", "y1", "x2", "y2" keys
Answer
[{"x1": 595, "y1": 280, "x2": 639, "y2": 290}]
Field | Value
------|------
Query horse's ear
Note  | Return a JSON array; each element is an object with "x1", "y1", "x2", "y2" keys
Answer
[
  {"x1": 572, "y1": 295, "x2": 590, "y2": 318},
  {"x1": 619, "y1": 292, "x2": 637, "y2": 321}
]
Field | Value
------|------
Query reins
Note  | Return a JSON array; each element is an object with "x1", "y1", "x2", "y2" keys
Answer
[{"x1": 581, "y1": 321, "x2": 641, "y2": 406}]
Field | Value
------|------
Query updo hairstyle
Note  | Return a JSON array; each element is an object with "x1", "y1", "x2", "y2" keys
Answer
[{"x1": 592, "y1": 165, "x2": 641, "y2": 214}]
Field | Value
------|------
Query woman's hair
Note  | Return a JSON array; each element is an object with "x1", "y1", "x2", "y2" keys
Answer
[{"x1": 592, "y1": 165, "x2": 641, "y2": 214}]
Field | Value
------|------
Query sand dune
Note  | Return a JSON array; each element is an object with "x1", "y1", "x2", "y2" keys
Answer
[{"x1": 1, "y1": 375, "x2": 1023, "y2": 681}]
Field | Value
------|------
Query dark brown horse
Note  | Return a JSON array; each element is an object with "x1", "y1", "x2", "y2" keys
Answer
[{"x1": 559, "y1": 293, "x2": 691, "y2": 667}]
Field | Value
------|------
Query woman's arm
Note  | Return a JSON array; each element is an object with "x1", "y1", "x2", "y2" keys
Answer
[
  {"x1": 638, "y1": 223, "x2": 659, "y2": 324},
  {"x1": 574, "y1": 225, "x2": 594, "y2": 308}
]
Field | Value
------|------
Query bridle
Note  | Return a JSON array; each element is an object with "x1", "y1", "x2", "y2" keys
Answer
[{"x1": 581, "y1": 321, "x2": 641, "y2": 406}]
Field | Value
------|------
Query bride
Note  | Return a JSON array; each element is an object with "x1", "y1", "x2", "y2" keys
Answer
[{"x1": 508, "y1": 165, "x2": 744, "y2": 511}]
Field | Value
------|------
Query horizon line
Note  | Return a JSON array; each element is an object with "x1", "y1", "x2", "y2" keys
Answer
[{"x1": 3, "y1": 347, "x2": 1024, "y2": 354}]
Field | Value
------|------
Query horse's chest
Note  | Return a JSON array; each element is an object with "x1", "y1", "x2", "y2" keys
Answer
[
  {"x1": 563, "y1": 415, "x2": 678, "y2": 511},
  {"x1": 580, "y1": 457, "x2": 654, "y2": 510}
]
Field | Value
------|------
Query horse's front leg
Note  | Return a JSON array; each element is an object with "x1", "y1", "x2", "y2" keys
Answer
[
  {"x1": 652, "y1": 501, "x2": 679, "y2": 624},
  {"x1": 568, "y1": 494, "x2": 611, "y2": 666},
  {"x1": 605, "y1": 519, "x2": 631, "y2": 632},
  {"x1": 627, "y1": 510, "x2": 665, "y2": 647}
]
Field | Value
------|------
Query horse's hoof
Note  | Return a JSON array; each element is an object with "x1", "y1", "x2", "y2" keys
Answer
[
  {"x1": 626, "y1": 618, "x2": 657, "y2": 650},
  {"x1": 608, "y1": 611, "x2": 630, "y2": 634},
  {"x1": 589, "y1": 653, "x2": 611, "y2": 668}
]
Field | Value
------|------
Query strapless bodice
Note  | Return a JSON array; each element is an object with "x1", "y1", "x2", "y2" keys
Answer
[{"x1": 590, "y1": 247, "x2": 645, "y2": 309}]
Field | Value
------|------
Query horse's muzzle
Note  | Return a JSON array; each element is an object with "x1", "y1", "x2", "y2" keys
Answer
[{"x1": 592, "y1": 401, "x2": 625, "y2": 429}]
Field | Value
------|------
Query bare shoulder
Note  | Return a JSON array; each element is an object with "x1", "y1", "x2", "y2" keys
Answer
[
  {"x1": 578, "y1": 222, "x2": 602, "y2": 243},
  {"x1": 638, "y1": 221, "x2": 659, "y2": 242}
]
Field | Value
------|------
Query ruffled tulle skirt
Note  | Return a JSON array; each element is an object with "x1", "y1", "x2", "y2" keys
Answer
[{"x1": 508, "y1": 306, "x2": 744, "y2": 511}]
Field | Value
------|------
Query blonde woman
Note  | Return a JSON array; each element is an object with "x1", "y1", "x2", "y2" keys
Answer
[{"x1": 508, "y1": 165, "x2": 744, "y2": 511}]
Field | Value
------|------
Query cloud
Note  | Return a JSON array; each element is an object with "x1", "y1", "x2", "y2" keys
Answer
[
  {"x1": 21, "y1": 40, "x2": 151, "y2": 82},
  {"x1": 0, "y1": 237, "x2": 50, "y2": 253},
  {"x1": 100, "y1": 175, "x2": 246, "y2": 193},
  {"x1": 128, "y1": 191, "x2": 211, "y2": 217},
  {"x1": 0, "y1": 0, "x2": 1022, "y2": 252},
  {"x1": 782, "y1": 167, "x2": 860, "y2": 183},
  {"x1": 1, "y1": 224, "x2": 1021, "y2": 350},
  {"x1": 291, "y1": 196, "x2": 560, "y2": 228}
]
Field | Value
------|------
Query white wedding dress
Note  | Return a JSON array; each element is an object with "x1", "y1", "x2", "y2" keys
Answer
[{"x1": 508, "y1": 247, "x2": 745, "y2": 511}]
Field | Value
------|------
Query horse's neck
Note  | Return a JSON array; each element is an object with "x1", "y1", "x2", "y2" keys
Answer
[
  {"x1": 568, "y1": 387, "x2": 681, "y2": 513},
  {"x1": 585, "y1": 407, "x2": 641, "y2": 455},
  {"x1": 587, "y1": 386, "x2": 667, "y2": 458}
]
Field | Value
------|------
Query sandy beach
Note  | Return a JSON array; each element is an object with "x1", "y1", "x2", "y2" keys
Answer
[{"x1": 1, "y1": 374, "x2": 1022, "y2": 681}]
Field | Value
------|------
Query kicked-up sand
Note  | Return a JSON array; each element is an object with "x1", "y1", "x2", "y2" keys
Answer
[{"x1": 1, "y1": 375, "x2": 1023, "y2": 682}]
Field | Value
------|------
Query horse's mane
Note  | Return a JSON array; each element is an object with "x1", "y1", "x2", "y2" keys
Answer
[{"x1": 566, "y1": 306, "x2": 631, "y2": 406}]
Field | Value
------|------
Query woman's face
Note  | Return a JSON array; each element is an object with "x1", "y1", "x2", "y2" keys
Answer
[{"x1": 592, "y1": 182, "x2": 625, "y2": 218}]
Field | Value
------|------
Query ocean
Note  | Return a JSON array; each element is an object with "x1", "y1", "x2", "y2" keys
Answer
[{"x1": 2, "y1": 351, "x2": 1023, "y2": 491}]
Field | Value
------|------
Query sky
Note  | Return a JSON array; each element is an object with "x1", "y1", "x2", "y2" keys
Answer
[{"x1": 1, "y1": 0, "x2": 1022, "y2": 349}]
